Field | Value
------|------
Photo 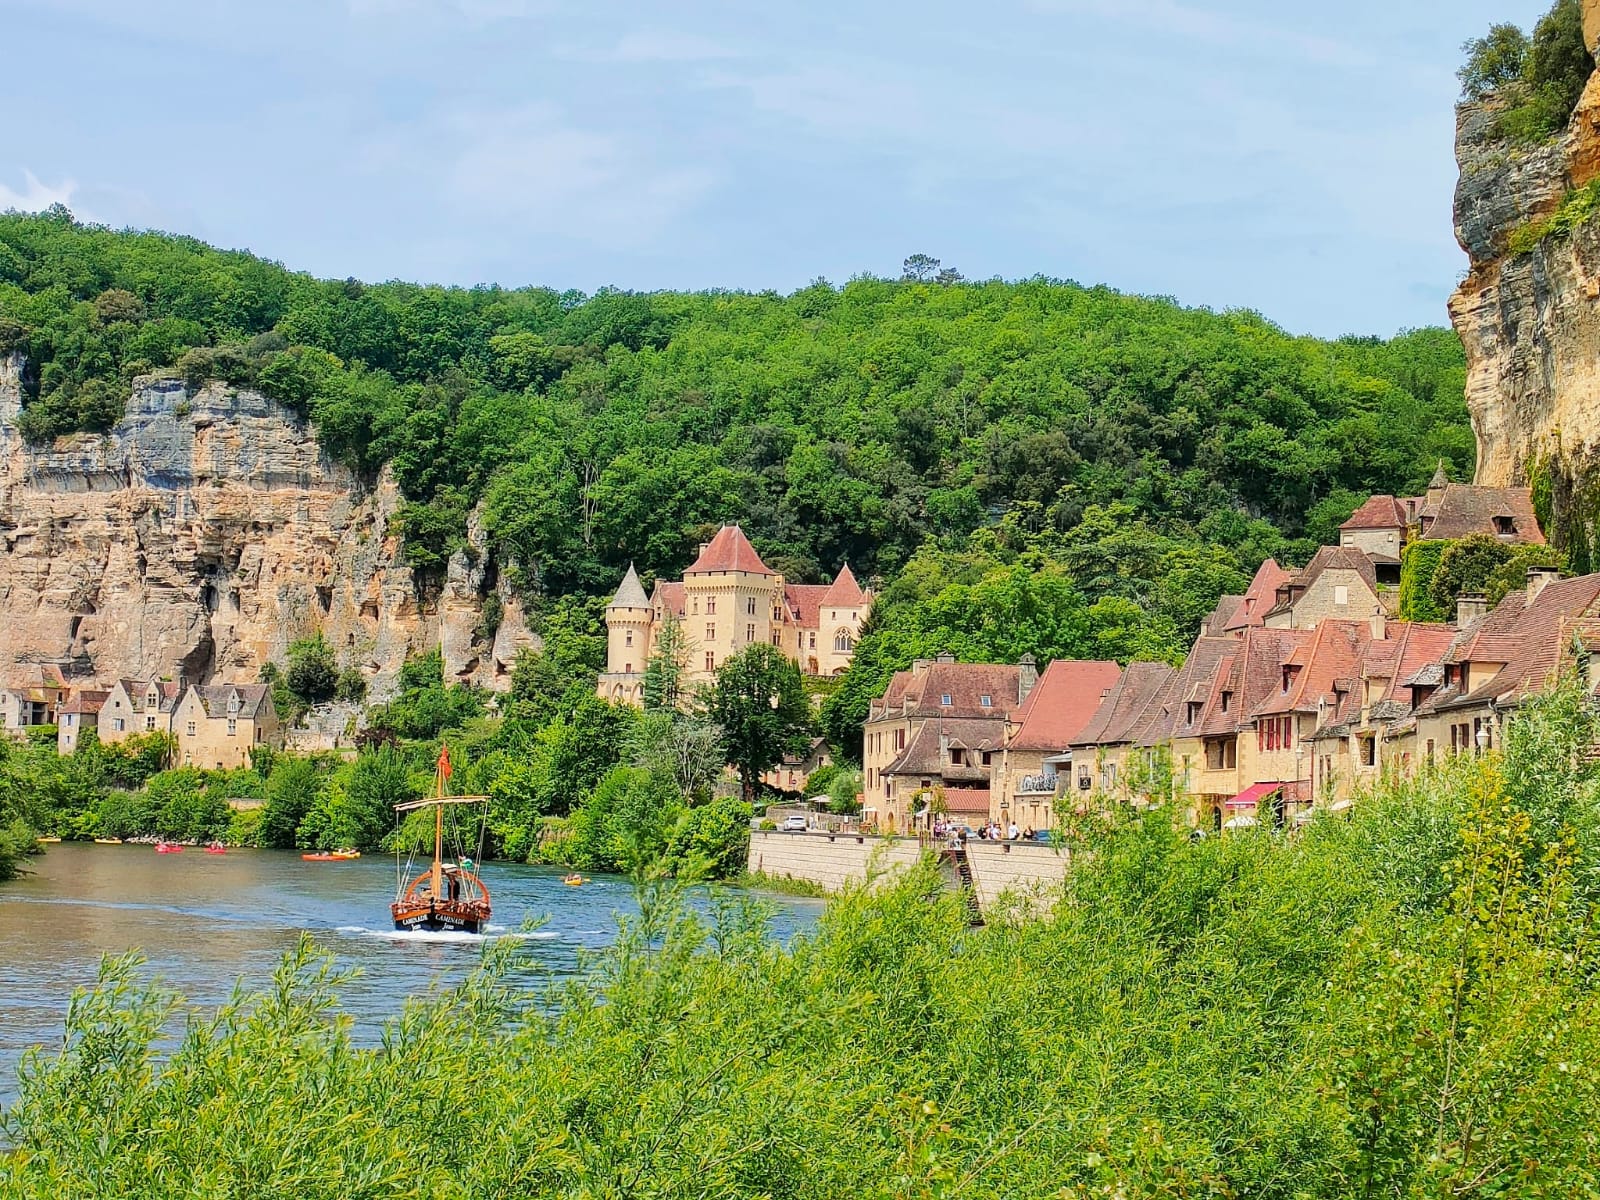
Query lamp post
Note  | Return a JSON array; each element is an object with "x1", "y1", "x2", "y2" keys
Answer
[{"x1": 1476, "y1": 723, "x2": 1490, "y2": 753}]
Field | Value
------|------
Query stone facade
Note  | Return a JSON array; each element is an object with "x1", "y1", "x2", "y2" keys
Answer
[{"x1": 171, "y1": 683, "x2": 281, "y2": 770}]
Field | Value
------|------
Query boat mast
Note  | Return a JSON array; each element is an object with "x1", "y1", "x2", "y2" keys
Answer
[{"x1": 432, "y1": 749, "x2": 446, "y2": 902}]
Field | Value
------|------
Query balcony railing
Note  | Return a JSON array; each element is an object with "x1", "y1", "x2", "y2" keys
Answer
[{"x1": 1017, "y1": 773, "x2": 1059, "y2": 795}]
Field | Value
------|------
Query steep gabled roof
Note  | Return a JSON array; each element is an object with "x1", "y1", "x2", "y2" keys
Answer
[
  {"x1": 1007, "y1": 659, "x2": 1124, "y2": 751},
  {"x1": 1434, "y1": 573, "x2": 1600, "y2": 709},
  {"x1": 607, "y1": 563, "x2": 650, "y2": 609},
  {"x1": 819, "y1": 563, "x2": 866, "y2": 608},
  {"x1": 1340, "y1": 495, "x2": 1408, "y2": 531},
  {"x1": 783, "y1": 584, "x2": 831, "y2": 628},
  {"x1": 1071, "y1": 661, "x2": 1178, "y2": 748},
  {"x1": 185, "y1": 683, "x2": 275, "y2": 720},
  {"x1": 1224, "y1": 559, "x2": 1292, "y2": 632},
  {"x1": 883, "y1": 718, "x2": 1001, "y2": 781},
  {"x1": 1254, "y1": 620, "x2": 1369, "y2": 718},
  {"x1": 875, "y1": 661, "x2": 1027, "y2": 720},
  {"x1": 685, "y1": 525, "x2": 774, "y2": 576},
  {"x1": 650, "y1": 581, "x2": 687, "y2": 620},
  {"x1": 1420, "y1": 485, "x2": 1545, "y2": 544},
  {"x1": 59, "y1": 690, "x2": 109, "y2": 716}
]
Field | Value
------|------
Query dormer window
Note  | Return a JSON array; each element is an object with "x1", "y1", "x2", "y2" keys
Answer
[
  {"x1": 940, "y1": 694, "x2": 953, "y2": 706},
  {"x1": 979, "y1": 694, "x2": 992, "y2": 708},
  {"x1": 950, "y1": 748, "x2": 966, "y2": 766},
  {"x1": 146, "y1": 691, "x2": 158, "y2": 708},
  {"x1": 1220, "y1": 691, "x2": 1232, "y2": 713},
  {"x1": 1186, "y1": 701, "x2": 1202, "y2": 724},
  {"x1": 1493, "y1": 515, "x2": 1515, "y2": 536}
]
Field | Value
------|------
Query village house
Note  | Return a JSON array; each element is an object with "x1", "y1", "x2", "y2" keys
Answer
[
  {"x1": 760, "y1": 737, "x2": 834, "y2": 794},
  {"x1": 598, "y1": 525, "x2": 872, "y2": 705},
  {"x1": 862, "y1": 654, "x2": 1038, "y2": 832},
  {"x1": 57, "y1": 689, "x2": 110, "y2": 754},
  {"x1": 1338, "y1": 464, "x2": 1544, "y2": 570},
  {"x1": 1261, "y1": 547, "x2": 1386, "y2": 631},
  {"x1": 97, "y1": 679, "x2": 183, "y2": 746},
  {"x1": 989, "y1": 658, "x2": 1122, "y2": 830},
  {"x1": 1205, "y1": 559, "x2": 1292, "y2": 635},
  {"x1": 171, "y1": 683, "x2": 281, "y2": 769},
  {"x1": 0, "y1": 665, "x2": 70, "y2": 736},
  {"x1": 1067, "y1": 661, "x2": 1178, "y2": 804}
]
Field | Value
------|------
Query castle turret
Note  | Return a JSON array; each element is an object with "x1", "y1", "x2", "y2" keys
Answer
[{"x1": 599, "y1": 563, "x2": 652, "y2": 704}]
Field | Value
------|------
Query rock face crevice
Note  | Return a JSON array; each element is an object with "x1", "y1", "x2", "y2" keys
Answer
[
  {"x1": 1449, "y1": 6, "x2": 1600, "y2": 555},
  {"x1": 0, "y1": 356, "x2": 535, "y2": 695}
]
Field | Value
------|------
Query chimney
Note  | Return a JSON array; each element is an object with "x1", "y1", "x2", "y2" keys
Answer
[
  {"x1": 1370, "y1": 610, "x2": 1386, "y2": 640},
  {"x1": 911, "y1": 659, "x2": 932, "y2": 675},
  {"x1": 1527, "y1": 566, "x2": 1560, "y2": 605},
  {"x1": 1017, "y1": 653, "x2": 1038, "y2": 704},
  {"x1": 1456, "y1": 593, "x2": 1487, "y2": 626},
  {"x1": 935, "y1": 651, "x2": 956, "y2": 665}
]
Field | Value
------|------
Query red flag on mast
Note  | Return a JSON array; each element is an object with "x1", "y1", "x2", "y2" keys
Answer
[{"x1": 437, "y1": 743, "x2": 452, "y2": 783}]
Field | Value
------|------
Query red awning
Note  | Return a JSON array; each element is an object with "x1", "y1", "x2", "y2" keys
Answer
[{"x1": 1225, "y1": 782, "x2": 1284, "y2": 809}]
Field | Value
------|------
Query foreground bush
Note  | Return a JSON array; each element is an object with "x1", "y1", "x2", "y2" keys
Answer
[{"x1": 5, "y1": 691, "x2": 1600, "y2": 1196}]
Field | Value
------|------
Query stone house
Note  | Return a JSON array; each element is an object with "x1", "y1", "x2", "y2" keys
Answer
[
  {"x1": 862, "y1": 654, "x2": 1037, "y2": 832},
  {"x1": 989, "y1": 658, "x2": 1122, "y2": 831},
  {"x1": 598, "y1": 526, "x2": 872, "y2": 705},
  {"x1": 1408, "y1": 568, "x2": 1599, "y2": 762},
  {"x1": 760, "y1": 737, "x2": 834, "y2": 794},
  {"x1": 57, "y1": 689, "x2": 109, "y2": 754},
  {"x1": 1338, "y1": 465, "x2": 1544, "y2": 570},
  {"x1": 1261, "y1": 547, "x2": 1386, "y2": 631},
  {"x1": 0, "y1": 664, "x2": 69, "y2": 735},
  {"x1": 97, "y1": 679, "x2": 182, "y2": 746},
  {"x1": 1068, "y1": 661, "x2": 1179, "y2": 805},
  {"x1": 1206, "y1": 559, "x2": 1292, "y2": 635},
  {"x1": 171, "y1": 683, "x2": 281, "y2": 770}
]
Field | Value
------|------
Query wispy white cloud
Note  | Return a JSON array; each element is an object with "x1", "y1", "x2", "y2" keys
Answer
[
  {"x1": 0, "y1": 169, "x2": 77, "y2": 215},
  {"x1": 362, "y1": 105, "x2": 718, "y2": 245}
]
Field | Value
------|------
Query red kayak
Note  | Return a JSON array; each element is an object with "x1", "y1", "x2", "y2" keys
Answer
[
  {"x1": 155, "y1": 842, "x2": 183, "y2": 854},
  {"x1": 204, "y1": 843, "x2": 227, "y2": 855}
]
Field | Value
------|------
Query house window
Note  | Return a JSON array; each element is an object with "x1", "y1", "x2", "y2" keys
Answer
[
  {"x1": 746, "y1": 597, "x2": 756, "y2": 615},
  {"x1": 227, "y1": 718, "x2": 237, "y2": 736},
  {"x1": 706, "y1": 598, "x2": 716, "y2": 615},
  {"x1": 113, "y1": 718, "x2": 125, "y2": 732},
  {"x1": 1220, "y1": 691, "x2": 1231, "y2": 713},
  {"x1": 950, "y1": 748, "x2": 966, "y2": 766},
  {"x1": 834, "y1": 631, "x2": 853, "y2": 653},
  {"x1": 186, "y1": 721, "x2": 196, "y2": 736},
  {"x1": 980, "y1": 695, "x2": 992, "y2": 708},
  {"x1": 808, "y1": 633, "x2": 816, "y2": 650},
  {"x1": 1493, "y1": 515, "x2": 1515, "y2": 536},
  {"x1": 1359, "y1": 735, "x2": 1375, "y2": 766},
  {"x1": 1186, "y1": 701, "x2": 1202, "y2": 725},
  {"x1": 145, "y1": 716, "x2": 156, "y2": 731},
  {"x1": 63, "y1": 713, "x2": 73, "y2": 726},
  {"x1": 706, "y1": 623, "x2": 716, "y2": 641},
  {"x1": 705, "y1": 652, "x2": 716, "y2": 672},
  {"x1": 692, "y1": 599, "x2": 699, "y2": 615},
  {"x1": 625, "y1": 630, "x2": 634, "y2": 647},
  {"x1": 1333, "y1": 585, "x2": 1349, "y2": 606},
  {"x1": 771, "y1": 630, "x2": 782, "y2": 646},
  {"x1": 747, "y1": 623, "x2": 756, "y2": 642},
  {"x1": 940, "y1": 693, "x2": 953, "y2": 706}
]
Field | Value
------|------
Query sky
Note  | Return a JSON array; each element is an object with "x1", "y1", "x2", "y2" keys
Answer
[{"x1": 0, "y1": 0, "x2": 1556, "y2": 338}]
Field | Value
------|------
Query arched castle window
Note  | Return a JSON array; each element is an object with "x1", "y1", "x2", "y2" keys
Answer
[{"x1": 834, "y1": 630, "x2": 854, "y2": 653}]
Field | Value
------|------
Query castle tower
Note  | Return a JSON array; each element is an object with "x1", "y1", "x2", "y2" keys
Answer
[
  {"x1": 813, "y1": 563, "x2": 872, "y2": 676},
  {"x1": 681, "y1": 525, "x2": 781, "y2": 683},
  {"x1": 598, "y1": 563, "x2": 652, "y2": 705}
]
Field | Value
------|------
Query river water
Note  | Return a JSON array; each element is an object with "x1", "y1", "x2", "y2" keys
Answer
[{"x1": 0, "y1": 843, "x2": 823, "y2": 1105}]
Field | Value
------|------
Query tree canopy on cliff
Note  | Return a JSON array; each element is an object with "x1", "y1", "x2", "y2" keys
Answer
[
  {"x1": 0, "y1": 210, "x2": 1471, "y2": 670},
  {"x1": 1461, "y1": 0, "x2": 1591, "y2": 143}
]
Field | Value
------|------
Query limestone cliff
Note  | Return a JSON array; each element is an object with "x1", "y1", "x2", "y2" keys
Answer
[
  {"x1": 0, "y1": 354, "x2": 535, "y2": 696},
  {"x1": 1450, "y1": 0, "x2": 1600, "y2": 534}
]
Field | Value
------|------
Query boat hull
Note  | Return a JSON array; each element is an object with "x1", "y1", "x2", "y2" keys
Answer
[{"x1": 390, "y1": 900, "x2": 489, "y2": 934}]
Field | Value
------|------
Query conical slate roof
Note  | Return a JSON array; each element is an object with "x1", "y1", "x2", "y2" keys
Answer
[
  {"x1": 819, "y1": 563, "x2": 865, "y2": 607},
  {"x1": 1429, "y1": 460, "x2": 1449, "y2": 489},
  {"x1": 608, "y1": 563, "x2": 650, "y2": 609},
  {"x1": 685, "y1": 525, "x2": 773, "y2": 575}
]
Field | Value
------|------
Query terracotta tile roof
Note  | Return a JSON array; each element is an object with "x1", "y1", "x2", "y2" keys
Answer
[
  {"x1": 59, "y1": 690, "x2": 109, "y2": 716},
  {"x1": 685, "y1": 525, "x2": 774, "y2": 575},
  {"x1": 884, "y1": 718, "x2": 1001, "y2": 780},
  {"x1": 1224, "y1": 559, "x2": 1292, "y2": 632},
  {"x1": 1265, "y1": 547, "x2": 1379, "y2": 619},
  {"x1": 941, "y1": 787, "x2": 992, "y2": 816},
  {"x1": 783, "y1": 584, "x2": 831, "y2": 628},
  {"x1": 1340, "y1": 495, "x2": 1408, "y2": 530},
  {"x1": 1255, "y1": 621, "x2": 1369, "y2": 718},
  {"x1": 1419, "y1": 485, "x2": 1544, "y2": 544},
  {"x1": 117, "y1": 679, "x2": 182, "y2": 714},
  {"x1": 872, "y1": 661, "x2": 1028, "y2": 720},
  {"x1": 1072, "y1": 661, "x2": 1178, "y2": 747},
  {"x1": 1007, "y1": 659, "x2": 1124, "y2": 751},
  {"x1": 1205, "y1": 595, "x2": 1245, "y2": 636},
  {"x1": 819, "y1": 564, "x2": 866, "y2": 608},
  {"x1": 651, "y1": 581, "x2": 687, "y2": 620},
  {"x1": 1431, "y1": 573, "x2": 1600, "y2": 709}
]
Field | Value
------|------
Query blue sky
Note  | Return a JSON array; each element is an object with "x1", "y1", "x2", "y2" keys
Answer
[{"x1": 0, "y1": 0, "x2": 1553, "y2": 337}]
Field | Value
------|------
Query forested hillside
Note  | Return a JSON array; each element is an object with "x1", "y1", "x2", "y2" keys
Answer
[{"x1": 1, "y1": 209, "x2": 1470, "y2": 604}]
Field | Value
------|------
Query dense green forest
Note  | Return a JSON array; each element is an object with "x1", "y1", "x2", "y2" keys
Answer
[{"x1": 6, "y1": 688, "x2": 1600, "y2": 1196}]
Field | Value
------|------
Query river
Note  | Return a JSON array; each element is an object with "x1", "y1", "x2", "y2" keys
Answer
[{"x1": 0, "y1": 843, "x2": 824, "y2": 1105}]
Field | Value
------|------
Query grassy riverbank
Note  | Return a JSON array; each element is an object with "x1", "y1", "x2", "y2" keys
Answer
[{"x1": 5, "y1": 688, "x2": 1600, "y2": 1195}]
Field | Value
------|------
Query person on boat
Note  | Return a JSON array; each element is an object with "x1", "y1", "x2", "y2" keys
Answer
[{"x1": 446, "y1": 870, "x2": 461, "y2": 903}]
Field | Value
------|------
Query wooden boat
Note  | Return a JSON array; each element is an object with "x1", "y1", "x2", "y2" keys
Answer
[
  {"x1": 155, "y1": 842, "x2": 183, "y2": 854},
  {"x1": 390, "y1": 745, "x2": 491, "y2": 934}
]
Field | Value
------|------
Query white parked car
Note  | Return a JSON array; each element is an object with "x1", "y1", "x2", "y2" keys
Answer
[{"x1": 781, "y1": 815, "x2": 809, "y2": 832}]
